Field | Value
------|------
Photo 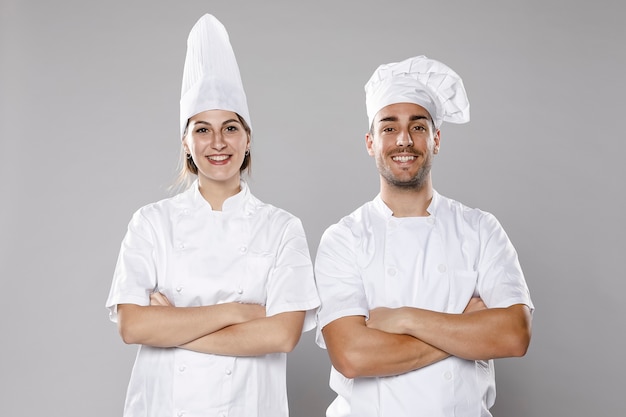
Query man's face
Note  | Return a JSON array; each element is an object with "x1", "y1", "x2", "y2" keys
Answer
[{"x1": 366, "y1": 102, "x2": 440, "y2": 190}]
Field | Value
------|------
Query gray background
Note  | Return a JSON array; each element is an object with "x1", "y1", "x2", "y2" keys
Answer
[{"x1": 1, "y1": 0, "x2": 624, "y2": 416}]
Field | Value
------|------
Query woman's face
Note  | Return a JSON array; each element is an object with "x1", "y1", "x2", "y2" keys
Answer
[{"x1": 183, "y1": 109, "x2": 250, "y2": 188}]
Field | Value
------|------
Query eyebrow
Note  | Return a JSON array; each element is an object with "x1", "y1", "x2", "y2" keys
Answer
[
  {"x1": 192, "y1": 118, "x2": 241, "y2": 127},
  {"x1": 222, "y1": 119, "x2": 241, "y2": 126},
  {"x1": 378, "y1": 115, "x2": 430, "y2": 123}
]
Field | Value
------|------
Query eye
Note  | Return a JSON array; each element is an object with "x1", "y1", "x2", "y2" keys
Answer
[
  {"x1": 224, "y1": 125, "x2": 239, "y2": 133},
  {"x1": 412, "y1": 125, "x2": 426, "y2": 132},
  {"x1": 195, "y1": 127, "x2": 209, "y2": 134},
  {"x1": 382, "y1": 127, "x2": 395, "y2": 133}
]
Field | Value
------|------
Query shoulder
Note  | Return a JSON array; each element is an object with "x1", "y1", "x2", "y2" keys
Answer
[
  {"x1": 127, "y1": 189, "x2": 193, "y2": 230},
  {"x1": 247, "y1": 192, "x2": 304, "y2": 229},
  {"x1": 321, "y1": 200, "x2": 377, "y2": 244},
  {"x1": 434, "y1": 192, "x2": 503, "y2": 233},
  {"x1": 135, "y1": 192, "x2": 184, "y2": 218},
  {"x1": 436, "y1": 192, "x2": 494, "y2": 220}
]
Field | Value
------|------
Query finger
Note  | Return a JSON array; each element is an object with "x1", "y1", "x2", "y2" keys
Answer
[
  {"x1": 150, "y1": 291, "x2": 170, "y2": 306},
  {"x1": 149, "y1": 292, "x2": 162, "y2": 306}
]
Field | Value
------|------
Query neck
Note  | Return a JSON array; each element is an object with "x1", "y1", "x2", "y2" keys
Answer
[
  {"x1": 197, "y1": 176, "x2": 241, "y2": 211},
  {"x1": 379, "y1": 176, "x2": 433, "y2": 217}
]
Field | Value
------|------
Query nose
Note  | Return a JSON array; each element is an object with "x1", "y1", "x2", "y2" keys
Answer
[
  {"x1": 211, "y1": 132, "x2": 226, "y2": 150},
  {"x1": 396, "y1": 130, "x2": 413, "y2": 147}
]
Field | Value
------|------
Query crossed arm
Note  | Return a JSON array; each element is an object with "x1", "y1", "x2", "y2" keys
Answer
[
  {"x1": 322, "y1": 298, "x2": 531, "y2": 379},
  {"x1": 117, "y1": 292, "x2": 305, "y2": 356}
]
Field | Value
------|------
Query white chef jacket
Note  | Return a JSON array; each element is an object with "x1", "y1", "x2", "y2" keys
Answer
[
  {"x1": 315, "y1": 190, "x2": 533, "y2": 417},
  {"x1": 106, "y1": 180, "x2": 320, "y2": 417}
]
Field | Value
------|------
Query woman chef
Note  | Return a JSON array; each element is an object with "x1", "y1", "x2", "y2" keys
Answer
[{"x1": 105, "y1": 14, "x2": 320, "y2": 417}]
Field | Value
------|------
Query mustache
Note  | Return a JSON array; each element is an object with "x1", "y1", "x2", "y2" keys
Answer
[{"x1": 387, "y1": 147, "x2": 423, "y2": 157}]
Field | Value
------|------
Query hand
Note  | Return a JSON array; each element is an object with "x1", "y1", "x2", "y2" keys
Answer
[
  {"x1": 366, "y1": 307, "x2": 407, "y2": 334},
  {"x1": 150, "y1": 291, "x2": 173, "y2": 307},
  {"x1": 463, "y1": 296, "x2": 487, "y2": 314}
]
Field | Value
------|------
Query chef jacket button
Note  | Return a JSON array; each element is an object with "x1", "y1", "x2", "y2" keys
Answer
[
  {"x1": 427, "y1": 217, "x2": 435, "y2": 225},
  {"x1": 438, "y1": 264, "x2": 447, "y2": 273},
  {"x1": 239, "y1": 245, "x2": 247, "y2": 253},
  {"x1": 179, "y1": 365, "x2": 186, "y2": 372},
  {"x1": 183, "y1": 209, "x2": 189, "y2": 215},
  {"x1": 176, "y1": 286, "x2": 183, "y2": 293},
  {"x1": 177, "y1": 411, "x2": 186, "y2": 417},
  {"x1": 388, "y1": 221, "x2": 396, "y2": 229},
  {"x1": 387, "y1": 267, "x2": 397, "y2": 277},
  {"x1": 225, "y1": 369, "x2": 232, "y2": 376},
  {"x1": 444, "y1": 371, "x2": 453, "y2": 380},
  {"x1": 178, "y1": 242, "x2": 185, "y2": 250},
  {"x1": 237, "y1": 287, "x2": 244, "y2": 295}
]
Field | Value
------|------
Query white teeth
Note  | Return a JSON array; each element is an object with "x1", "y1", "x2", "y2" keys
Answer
[
  {"x1": 208, "y1": 155, "x2": 229, "y2": 161},
  {"x1": 392, "y1": 155, "x2": 416, "y2": 162}
]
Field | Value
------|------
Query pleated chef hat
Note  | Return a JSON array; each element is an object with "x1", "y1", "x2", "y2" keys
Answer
[
  {"x1": 365, "y1": 55, "x2": 470, "y2": 129},
  {"x1": 179, "y1": 14, "x2": 251, "y2": 138}
]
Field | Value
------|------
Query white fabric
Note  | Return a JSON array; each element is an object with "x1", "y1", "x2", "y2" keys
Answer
[
  {"x1": 106, "y1": 181, "x2": 320, "y2": 417},
  {"x1": 315, "y1": 191, "x2": 533, "y2": 417},
  {"x1": 365, "y1": 55, "x2": 470, "y2": 128},
  {"x1": 180, "y1": 14, "x2": 251, "y2": 138}
]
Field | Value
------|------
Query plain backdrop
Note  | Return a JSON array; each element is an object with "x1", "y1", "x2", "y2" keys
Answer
[{"x1": 1, "y1": 1, "x2": 624, "y2": 416}]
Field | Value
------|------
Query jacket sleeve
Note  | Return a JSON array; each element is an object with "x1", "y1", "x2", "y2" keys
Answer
[{"x1": 105, "y1": 208, "x2": 158, "y2": 322}]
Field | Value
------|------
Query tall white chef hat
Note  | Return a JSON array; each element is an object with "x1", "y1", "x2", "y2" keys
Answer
[
  {"x1": 179, "y1": 14, "x2": 251, "y2": 139},
  {"x1": 365, "y1": 55, "x2": 470, "y2": 129}
]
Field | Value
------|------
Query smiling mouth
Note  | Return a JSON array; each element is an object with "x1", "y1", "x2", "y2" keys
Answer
[
  {"x1": 391, "y1": 154, "x2": 417, "y2": 162},
  {"x1": 207, "y1": 155, "x2": 230, "y2": 161}
]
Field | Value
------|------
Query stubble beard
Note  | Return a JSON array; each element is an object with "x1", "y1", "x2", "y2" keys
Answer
[{"x1": 378, "y1": 150, "x2": 433, "y2": 191}]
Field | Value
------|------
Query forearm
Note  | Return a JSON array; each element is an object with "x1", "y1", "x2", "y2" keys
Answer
[
  {"x1": 179, "y1": 311, "x2": 306, "y2": 356},
  {"x1": 117, "y1": 302, "x2": 263, "y2": 347},
  {"x1": 323, "y1": 316, "x2": 449, "y2": 379},
  {"x1": 397, "y1": 304, "x2": 532, "y2": 360}
]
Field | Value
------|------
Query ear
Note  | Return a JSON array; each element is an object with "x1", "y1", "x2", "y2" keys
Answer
[
  {"x1": 182, "y1": 137, "x2": 190, "y2": 154},
  {"x1": 365, "y1": 132, "x2": 375, "y2": 157},
  {"x1": 433, "y1": 129, "x2": 441, "y2": 154}
]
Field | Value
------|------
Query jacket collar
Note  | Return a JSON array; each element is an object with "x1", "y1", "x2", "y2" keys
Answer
[
  {"x1": 186, "y1": 179, "x2": 250, "y2": 213},
  {"x1": 373, "y1": 189, "x2": 440, "y2": 218}
]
